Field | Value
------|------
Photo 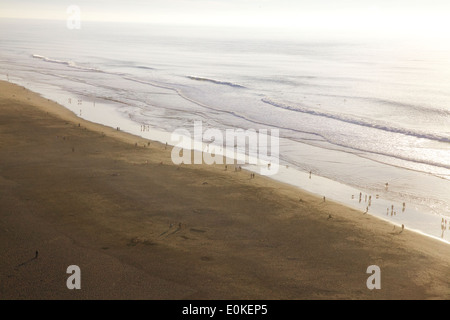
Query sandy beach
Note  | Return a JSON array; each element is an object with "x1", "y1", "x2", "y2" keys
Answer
[{"x1": 0, "y1": 80, "x2": 449, "y2": 300}]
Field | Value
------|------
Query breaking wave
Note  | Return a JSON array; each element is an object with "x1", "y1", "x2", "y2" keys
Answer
[
  {"x1": 262, "y1": 97, "x2": 450, "y2": 144},
  {"x1": 187, "y1": 76, "x2": 246, "y2": 89},
  {"x1": 32, "y1": 54, "x2": 100, "y2": 72}
]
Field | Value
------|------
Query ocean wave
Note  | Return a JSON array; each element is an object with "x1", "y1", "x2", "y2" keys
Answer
[
  {"x1": 187, "y1": 76, "x2": 246, "y2": 89},
  {"x1": 262, "y1": 97, "x2": 450, "y2": 144},
  {"x1": 284, "y1": 131, "x2": 450, "y2": 172},
  {"x1": 360, "y1": 152, "x2": 450, "y2": 173},
  {"x1": 135, "y1": 65, "x2": 155, "y2": 70},
  {"x1": 121, "y1": 77, "x2": 450, "y2": 174},
  {"x1": 311, "y1": 92, "x2": 450, "y2": 118},
  {"x1": 32, "y1": 54, "x2": 100, "y2": 72}
]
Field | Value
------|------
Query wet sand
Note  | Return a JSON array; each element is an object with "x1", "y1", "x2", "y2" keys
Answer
[{"x1": 0, "y1": 80, "x2": 449, "y2": 299}]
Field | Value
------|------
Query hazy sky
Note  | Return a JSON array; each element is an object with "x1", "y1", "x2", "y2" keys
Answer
[{"x1": 1, "y1": 0, "x2": 450, "y2": 37}]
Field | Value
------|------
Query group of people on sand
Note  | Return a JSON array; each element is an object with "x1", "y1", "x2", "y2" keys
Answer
[
  {"x1": 354, "y1": 192, "x2": 375, "y2": 214},
  {"x1": 386, "y1": 202, "x2": 406, "y2": 217},
  {"x1": 223, "y1": 164, "x2": 253, "y2": 178},
  {"x1": 351, "y1": 183, "x2": 410, "y2": 219}
]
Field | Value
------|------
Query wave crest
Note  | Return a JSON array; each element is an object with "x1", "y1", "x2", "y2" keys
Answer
[
  {"x1": 187, "y1": 76, "x2": 246, "y2": 89},
  {"x1": 261, "y1": 98, "x2": 450, "y2": 144},
  {"x1": 32, "y1": 54, "x2": 100, "y2": 72}
]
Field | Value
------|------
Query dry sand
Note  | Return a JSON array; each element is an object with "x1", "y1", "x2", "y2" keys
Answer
[{"x1": 0, "y1": 80, "x2": 449, "y2": 299}]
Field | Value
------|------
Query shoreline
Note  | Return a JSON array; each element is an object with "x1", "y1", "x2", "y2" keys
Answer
[
  {"x1": 5, "y1": 77, "x2": 450, "y2": 244},
  {"x1": 1, "y1": 79, "x2": 450, "y2": 299}
]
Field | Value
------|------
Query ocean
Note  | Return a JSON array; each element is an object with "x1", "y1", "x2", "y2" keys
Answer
[{"x1": 1, "y1": 18, "x2": 449, "y2": 242}]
